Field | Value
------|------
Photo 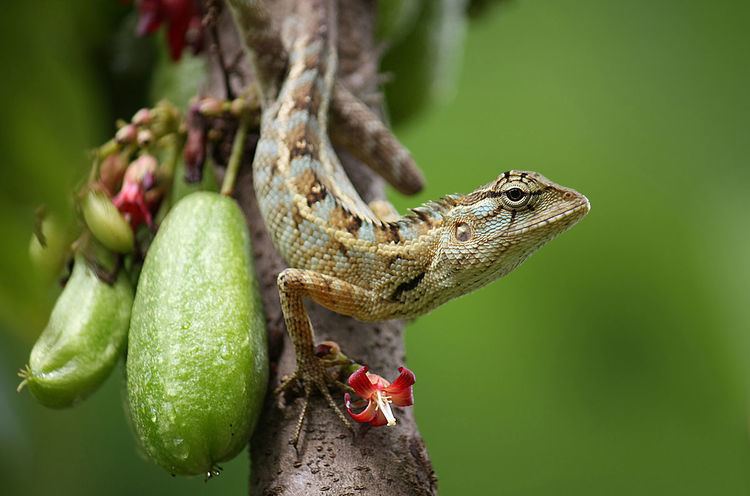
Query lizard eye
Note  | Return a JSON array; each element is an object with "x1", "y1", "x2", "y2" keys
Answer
[
  {"x1": 506, "y1": 188, "x2": 525, "y2": 202},
  {"x1": 454, "y1": 222, "x2": 472, "y2": 242},
  {"x1": 501, "y1": 183, "x2": 530, "y2": 208}
]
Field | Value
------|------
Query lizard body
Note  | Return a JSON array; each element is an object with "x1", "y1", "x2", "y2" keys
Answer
[{"x1": 248, "y1": 0, "x2": 590, "y2": 441}]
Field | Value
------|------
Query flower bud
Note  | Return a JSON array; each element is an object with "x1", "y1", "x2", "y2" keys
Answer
[
  {"x1": 315, "y1": 340, "x2": 341, "y2": 359},
  {"x1": 98, "y1": 153, "x2": 128, "y2": 196},
  {"x1": 132, "y1": 108, "x2": 152, "y2": 126},
  {"x1": 127, "y1": 154, "x2": 158, "y2": 182},
  {"x1": 137, "y1": 129, "x2": 154, "y2": 147},
  {"x1": 115, "y1": 124, "x2": 138, "y2": 145},
  {"x1": 198, "y1": 97, "x2": 225, "y2": 117},
  {"x1": 112, "y1": 154, "x2": 160, "y2": 230}
]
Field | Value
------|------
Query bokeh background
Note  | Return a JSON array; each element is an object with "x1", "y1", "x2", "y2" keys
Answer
[{"x1": 1, "y1": 0, "x2": 749, "y2": 495}]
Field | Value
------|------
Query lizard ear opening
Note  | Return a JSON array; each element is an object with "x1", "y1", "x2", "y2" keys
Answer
[{"x1": 454, "y1": 222, "x2": 472, "y2": 242}]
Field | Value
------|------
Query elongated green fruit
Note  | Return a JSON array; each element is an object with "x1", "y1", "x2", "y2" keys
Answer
[
  {"x1": 126, "y1": 192, "x2": 267, "y2": 476},
  {"x1": 82, "y1": 190, "x2": 134, "y2": 253},
  {"x1": 29, "y1": 213, "x2": 73, "y2": 282},
  {"x1": 20, "y1": 256, "x2": 133, "y2": 408}
]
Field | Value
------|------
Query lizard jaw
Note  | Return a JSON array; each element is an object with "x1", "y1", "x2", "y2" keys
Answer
[{"x1": 503, "y1": 197, "x2": 590, "y2": 237}]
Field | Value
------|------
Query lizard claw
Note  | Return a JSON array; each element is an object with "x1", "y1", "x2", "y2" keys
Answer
[
  {"x1": 274, "y1": 372, "x2": 299, "y2": 397},
  {"x1": 276, "y1": 357, "x2": 353, "y2": 452}
]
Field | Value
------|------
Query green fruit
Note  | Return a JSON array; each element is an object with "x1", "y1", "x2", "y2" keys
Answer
[
  {"x1": 28, "y1": 213, "x2": 73, "y2": 282},
  {"x1": 126, "y1": 192, "x2": 267, "y2": 476},
  {"x1": 20, "y1": 256, "x2": 133, "y2": 408},
  {"x1": 82, "y1": 190, "x2": 134, "y2": 253}
]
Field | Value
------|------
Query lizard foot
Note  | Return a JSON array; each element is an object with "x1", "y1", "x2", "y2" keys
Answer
[{"x1": 274, "y1": 357, "x2": 354, "y2": 452}]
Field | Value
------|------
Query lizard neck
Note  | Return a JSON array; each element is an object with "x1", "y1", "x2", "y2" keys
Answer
[
  {"x1": 385, "y1": 195, "x2": 461, "y2": 243},
  {"x1": 315, "y1": 194, "x2": 459, "y2": 253}
]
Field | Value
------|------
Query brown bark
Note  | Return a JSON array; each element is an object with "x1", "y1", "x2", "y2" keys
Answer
[{"x1": 207, "y1": 1, "x2": 437, "y2": 494}]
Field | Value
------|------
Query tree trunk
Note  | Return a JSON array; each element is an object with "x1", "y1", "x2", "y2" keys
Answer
[{"x1": 207, "y1": 1, "x2": 438, "y2": 494}]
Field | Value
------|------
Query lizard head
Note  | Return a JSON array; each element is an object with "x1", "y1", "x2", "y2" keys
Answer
[{"x1": 430, "y1": 170, "x2": 590, "y2": 298}]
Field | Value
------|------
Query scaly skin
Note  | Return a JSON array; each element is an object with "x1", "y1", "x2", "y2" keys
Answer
[{"x1": 247, "y1": 0, "x2": 590, "y2": 446}]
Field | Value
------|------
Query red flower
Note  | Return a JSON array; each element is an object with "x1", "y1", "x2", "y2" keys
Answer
[
  {"x1": 112, "y1": 155, "x2": 158, "y2": 229},
  {"x1": 135, "y1": 0, "x2": 203, "y2": 61},
  {"x1": 344, "y1": 366, "x2": 415, "y2": 427}
]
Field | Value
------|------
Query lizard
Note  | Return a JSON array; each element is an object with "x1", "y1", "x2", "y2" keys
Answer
[{"x1": 240, "y1": 0, "x2": 591, "y2": 447}]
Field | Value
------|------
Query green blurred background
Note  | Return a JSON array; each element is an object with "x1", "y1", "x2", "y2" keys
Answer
[{"x1": 1, "y1": 0, "x2": 749, "y2": 495}]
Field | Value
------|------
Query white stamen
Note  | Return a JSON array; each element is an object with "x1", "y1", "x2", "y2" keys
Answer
[{"x1": 375, "y1": 391, "x2": 397, "y2": 426}]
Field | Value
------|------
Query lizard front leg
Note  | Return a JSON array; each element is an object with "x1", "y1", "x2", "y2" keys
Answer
[{"x1": 275, "y1": 267, "x2": 377, "y2": 448}]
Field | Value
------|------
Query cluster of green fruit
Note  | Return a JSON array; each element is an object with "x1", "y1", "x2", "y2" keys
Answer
[{"x1": 19, "y1": 101, "x2": 268, "y2": 478}]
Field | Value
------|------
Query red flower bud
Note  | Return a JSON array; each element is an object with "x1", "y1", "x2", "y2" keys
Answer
[
  {"x1": 112, "y1": 155, "x2": 159, "y2": 230},
  {"x1": 115, "y1": 124, "x2": 138, "y2": 145},
  {"x1": 132, "y1": 108, "x2": 153, "y2": 126}
]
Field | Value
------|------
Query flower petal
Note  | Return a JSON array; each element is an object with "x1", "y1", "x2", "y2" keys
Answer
[
  {"x1": 366, "y1": 371, "x2": 390, "y2": 389},
  {"x1": 136, "y1": 0, "x2": 163, "y2": 36},
  {"x1": 113, "y1": 182, "x2": 152, "y2": 229},
  {"x1": 375, "y1": 391, "x2": 397, "y2": 426},
  {"x1": 166, "y1": 17, "x2": 190, "y2": 60},
  {"x1": 347, "y1": 366, "x2": 376, "y2": 399},
  {"x1": 368, "y1": 409, "x2": 389, "y2": 427},
  {"x1": 345, "y1": 393, "x2": 378, "y2": 424},
  {"x1": 384, "y1": 366, "x2": 415, "y2": 406}
]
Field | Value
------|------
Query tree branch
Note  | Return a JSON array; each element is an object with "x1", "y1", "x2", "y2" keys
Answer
[{"x1": 206, "y1": 1, "x2": 437, "y2": 494}]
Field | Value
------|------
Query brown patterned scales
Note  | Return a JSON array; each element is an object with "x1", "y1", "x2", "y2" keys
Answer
[{"x1": 241, "y1": 0, "x2": 590, "y2": 446}]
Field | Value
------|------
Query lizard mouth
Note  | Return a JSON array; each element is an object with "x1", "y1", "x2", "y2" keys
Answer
[{"x1": 503, "y1": 198, "x2": 590, "y2": 237}]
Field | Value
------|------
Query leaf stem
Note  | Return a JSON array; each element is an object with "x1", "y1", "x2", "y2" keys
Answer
[{"x1": 220, "y1": 110, "x2": 251, "y2": 196}]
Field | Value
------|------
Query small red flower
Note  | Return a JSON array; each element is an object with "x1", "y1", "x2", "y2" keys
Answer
[
  {"x1": 344, "y1": 366, "x2": 415, "y2": 427},
  {"x1": 112, "y1": 155, "x2": 158, "y2": 229},
  {"x1": 134, "y1": 0, "x2": 203, "y2": 61}
]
